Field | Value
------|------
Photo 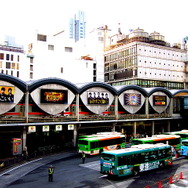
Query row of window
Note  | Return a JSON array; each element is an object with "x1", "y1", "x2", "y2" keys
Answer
[
  {"x1": 0, "y1": 61, "x2": 19, "y2": 70},
  {"x1": 0, "y1": 53, "x2": 20, "y2": 62},
  {"x1": 110, "y1": 79, "x2": 184, "y2": 89},
  {"x1": 118, "y1": 148, "x2": 171, "y2": 166}
]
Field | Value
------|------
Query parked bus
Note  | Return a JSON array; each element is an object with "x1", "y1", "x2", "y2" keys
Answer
[
  {"x1": 131, "y1": 135, "x2": 181, "y2": 158},
  {"x1": 100, "y1": 143, "x2": 172, "y2": 177},
  {"x1": 164, "y1": 130, "x2": 188, "y2": 140},
  {"x1": 180, "y1": 139, "x2": 188, "y2": 156},
  {"x1": 78, "y1": 132, "x2": 126, "y2": 155}
]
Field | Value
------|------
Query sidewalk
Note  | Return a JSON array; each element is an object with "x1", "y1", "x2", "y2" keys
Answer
[{"x1": 0, "y1": 150, "x2": 77, "y2": 188}]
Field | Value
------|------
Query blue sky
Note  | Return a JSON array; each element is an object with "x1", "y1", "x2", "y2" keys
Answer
[{"x1": 1, "y1": 0, "x2": 187, "y2": 46}]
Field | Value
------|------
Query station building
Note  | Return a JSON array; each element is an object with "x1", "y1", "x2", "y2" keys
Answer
[{"x1": 0, "y1": 74, "x2": 188, "y2": 159}]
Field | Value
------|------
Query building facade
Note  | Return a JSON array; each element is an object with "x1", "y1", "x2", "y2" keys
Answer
[
  {"x1": 69, "y1": 10, "x2": 86, "y2": 42},
  {"x1": 104, "y1": 28, "x2": 188, "y2": 89},
  {"x1": 0, "y1": 74, "x2": 188, "y2": 160}
]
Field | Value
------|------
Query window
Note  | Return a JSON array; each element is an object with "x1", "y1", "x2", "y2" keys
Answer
[
  {"x1": 6, "y1": 62, "x2": 11, "y2": 69},
  {"x1": 61, "y1": 67, "x2": 63, "y2": 73},
  {"x1": 17, "y1": 55, "x2": 20, "y2": 62},
  {"x1": 11, "y1": 54, "x2": 13, "y2": 61},
  {"x1": 37, "y1": 34, "x2": 47, "y2": 42},
  {"x1": 6, "y1": 54, "x2": 9, "y2": 60},
  {"x1": 48, "y1": 45, "x2": 54, "y2": 50},
  {"x1": 0, "y1": 53, "x2": 4, "y2": 60},
  {"x1": 30, "y1": 57, "x2": 33, "y2": 63},
  {"x1": 0, "y1": 61, "x2": 2, "y2": 68},
  {"x1": 65, "y1": 47, "x2": 73, "y2": 52}
]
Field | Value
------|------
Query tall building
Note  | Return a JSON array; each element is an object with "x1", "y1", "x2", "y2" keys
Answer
[
  {"x1": 0, "y1": 36, "x2": 25, "y2": 79},
  {"x1": 69, "y1": 11, "x2": 86, "y2": 42},
  {"x1": 104, "y1": 28, "x2": 188, "y2": 89}
]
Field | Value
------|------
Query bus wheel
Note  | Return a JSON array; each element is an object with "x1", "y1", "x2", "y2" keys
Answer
[
  {"x1": 132, "y1": 168, "x2": 139, "y2": 176},
  {"x1": 159, "y1": 161, "x2": 164, "y2": 169}
]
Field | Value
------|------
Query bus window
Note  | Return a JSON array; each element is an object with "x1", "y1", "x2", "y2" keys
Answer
[
  {"x1": 101, "y1": 154, "x2": 115, "y2": 161},
  {"x1": 169, "y1": 138, "x2": 180, "y2": 146},
  {"x1": 78, "y1": 140, "x2": 88, "y2": 145},
  {"x1": 132, "y1": 154, "x2": 141, "y2": 164},
  {"x1": 149, "y1": 151, "x2": 157, "y2": 160},
  {"x1": 90, "y1": 141, "x2": 98, "y2": 149}
]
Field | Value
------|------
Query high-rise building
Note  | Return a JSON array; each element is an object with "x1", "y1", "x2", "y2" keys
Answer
[
  {"x1": 0, "y1": 36, "x2": 25, "y2": 79},
  {"x1": 104, "y1": 28, "x2": 188, "y2": 89},
  {"x1": 69, "y1": 11, "x2": 86, "y2": 42}
]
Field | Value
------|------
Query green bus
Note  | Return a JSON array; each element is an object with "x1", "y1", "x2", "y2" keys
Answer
[
  {"x1": 131, "y1": 134, "x2": 181, "y2": 158},
  {"x1": 100, "y1": 143, "x2": 172, "y2": 177},
  {"x1": 78, "y1": 132, "x2": 126, "y2": 155},
  {"x1": 164, "y1": 130, "x2": 188, "y2": 140}
]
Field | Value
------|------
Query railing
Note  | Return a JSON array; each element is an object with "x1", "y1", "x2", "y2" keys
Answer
[{"x1": 0, "y1": 113, "x2": 173, "y2": 124}]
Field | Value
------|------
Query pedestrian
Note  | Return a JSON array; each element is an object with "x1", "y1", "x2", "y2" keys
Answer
[
  {"x1": 81, "y1": 151, "x2": 86, "y2": 164},
  {"x1": 48, "y1": 165, "x2": 54, "y2": 182}
]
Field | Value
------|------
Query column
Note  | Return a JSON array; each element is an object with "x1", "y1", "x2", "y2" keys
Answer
[
  {"x1": 76, "y1": 94, "x2": 80, "y2": 121},
  {"x1": 25, "y1": 91, "x2": 29, "y2": 123},
  {"x1": 114, "y1": 95, "x2": 119, "y2": 120},
  {"x1": 73, "y1": 125, "x2": 78, "y2": 147},
  {"x1": 152, "y1": 121, "x2": 155, "y2": 135},
  {"x1": 145, "y1": 97, "x2": 149, "y2": 118},
  {"x1": 133, "y1": 122, "x2": 137, "y2": 138}
]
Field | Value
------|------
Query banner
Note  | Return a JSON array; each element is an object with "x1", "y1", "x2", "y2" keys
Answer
[
  {"x1": 87, "y1": 91, "x2": 109, "y2": 105},
  {"x1": 124, "y1": 93, "x2": 141, "y2": 106},
  {"x1": 0, "y1": 86, "x2": 14, "y2": 103},
  {"x1": 40, "y1": 89, "x2": 68, "y2": 104}
]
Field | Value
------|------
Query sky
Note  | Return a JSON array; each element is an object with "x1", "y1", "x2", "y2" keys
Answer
[{"x1": 0, "y1": 0, "x2": 188, "y2": 46}]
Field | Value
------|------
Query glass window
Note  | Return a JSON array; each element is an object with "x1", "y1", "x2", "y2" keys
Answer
[
  {"x1": 6, "y1": 54, "x2": 9, "y2": 60},
  {"x1": 6, "y1": 62, "x2": 11, "y2": 68},
  {"x1": 0, "y1": 53, "x2": 4, "y2": 60}
]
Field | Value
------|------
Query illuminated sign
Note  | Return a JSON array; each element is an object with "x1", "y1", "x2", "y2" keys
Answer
[
  {"x1": 28, "y1": 126, "x2": 36, "y2": 133},
  {"x1": 12, "y1": 138, "x2": 22, "y2": 155},
  {"x1": 43, "y1": 125, "x2": 49, "y2": 132},
  {"x1": 124, "y1": 93, "x2": 141, "y2": 106},
  {"x1": 153, "y1": 95, "x2": 166, "y2": 106},
  {"x1": 87, "y1": 91, "x2": 109, "y2": 105},
  {"x1": 40, "y1": 89, "x2": 68, "y2": 104},
  {"x1": 0, "y1": 86, "x2": 15, "y2": 103},
  {"x1": 56, "y1": 125, "x2": 62, "y2": 131}
]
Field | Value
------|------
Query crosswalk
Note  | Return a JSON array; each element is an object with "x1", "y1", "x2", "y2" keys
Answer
[
  {"x1": 169, "y1": 179, "x2": 188, "y2": 188},
  {"x1": 79, "y1": 161, "x2": 100, "y2": 171}
]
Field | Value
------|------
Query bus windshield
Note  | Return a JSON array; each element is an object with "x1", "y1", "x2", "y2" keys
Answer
[{"x1": 101, "y1": 154, "x2": 115, "y2": 161}]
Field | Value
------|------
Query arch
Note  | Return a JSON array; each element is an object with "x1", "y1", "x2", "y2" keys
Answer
[
  {"x1": 0, "y1": 74, "x2": 27, "y2": 91},
  {"x1": 27, "y1": 77, "x2": 79, "y2": 94}
]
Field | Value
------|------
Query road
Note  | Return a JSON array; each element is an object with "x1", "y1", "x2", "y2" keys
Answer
[{"x1": 2, "y1": 154, "x2": 188, "y2": 188}]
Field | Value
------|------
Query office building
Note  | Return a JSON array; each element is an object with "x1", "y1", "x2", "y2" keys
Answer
[{"x1": 104, "y1": 28, "x2": 188, "y2": 89}]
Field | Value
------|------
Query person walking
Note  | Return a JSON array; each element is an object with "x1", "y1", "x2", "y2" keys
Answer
[
  {"x1": 48, "y1": 165, "x2": 54, "y2": 182},
  {"x1": 81, "y1": 152, "x2": 86, "y2": 164}
]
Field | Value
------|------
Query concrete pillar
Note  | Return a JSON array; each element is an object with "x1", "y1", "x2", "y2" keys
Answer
[
  {"x1": 152, "y1": 121, "x2": 155, "y2": 135},
  {"x1": 112, "y1": 123, "x2": 116, "y2": 132},
  {"x1": 167, "y1": 121, "x2": 170, "y2": 132},
  {"x1": 145, "y1": 97, "x2": 149, "y2": 118},
  {"x1": 73, "y1": 125, "x2": 77, "y2": 147},
  {"x1": 76, "y1": 94, "x2": 80, "y2": 121},
  {"x1": 22, "y1": 126, "x2": 27, "y2": 148},
  {"x1": 115, "y1": 95, "x2": 119, "y2": 120},
  {"x1": 133, "y1": 122, "x2": 137, "y2": 137},
  {"x1": 25, "y1": 91, "x2": 29, "y2": 123}
]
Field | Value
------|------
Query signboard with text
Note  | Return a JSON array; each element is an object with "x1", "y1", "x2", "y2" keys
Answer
[
  {"x1": 40, "y1": 89, "x2": 68, "y2": 104},
  {"x1": 153, "y1": 95, "x2": 167, "y2": 106},
  {"x1": 87, "y1": 91, "x2": 109, "y2": 105}
]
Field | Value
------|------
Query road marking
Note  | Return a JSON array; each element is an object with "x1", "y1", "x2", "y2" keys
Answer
[{"x1": 0, "y1": 158, "x2": 43, "y2": 177}]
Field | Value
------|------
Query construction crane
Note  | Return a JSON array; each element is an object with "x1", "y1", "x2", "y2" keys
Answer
[{"x1": 97, "y1": 25, "x2": 111, "y2": 51}]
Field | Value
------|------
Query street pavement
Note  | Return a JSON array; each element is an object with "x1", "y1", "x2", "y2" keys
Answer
[
  {"x1": 1, "y1": 152, "x2": 188, "y2": 188},
  {"x1": 0, "y1": 151, "x2": 77, "y2": 188}
]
